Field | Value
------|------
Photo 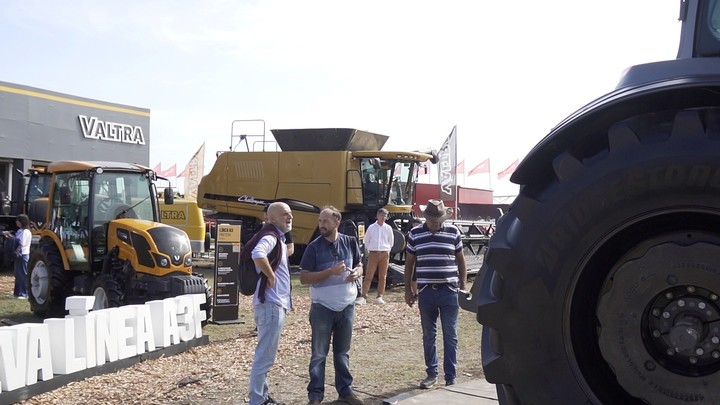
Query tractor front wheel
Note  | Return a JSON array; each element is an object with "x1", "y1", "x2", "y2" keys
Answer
[
  {"x1": 91, "y1": 274, "x2": 124, "y2": 310},
  {"x1": 28, "y1": 240, "x2": 71, "y2": 318}
]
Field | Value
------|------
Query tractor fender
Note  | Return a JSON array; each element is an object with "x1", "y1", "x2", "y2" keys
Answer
[
  {"x1": 36, "y1": 230, "x2": 70, "y2": 270},
  {"x1": 514, "y1": 58, "x2": 720, "y2": 187}
]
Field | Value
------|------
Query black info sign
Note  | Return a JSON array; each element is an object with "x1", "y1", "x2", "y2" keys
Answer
[{"x1": 212, "y1": 221, "x2": 242, "y2": 323}]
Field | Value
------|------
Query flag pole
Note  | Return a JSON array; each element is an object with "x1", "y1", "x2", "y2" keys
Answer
[
  {"x1": 454, "y1": 127, "x2": 458, "y2": 220},
  {"x1": 488, "y1": 159, "x2": 492, "y2": 191}
]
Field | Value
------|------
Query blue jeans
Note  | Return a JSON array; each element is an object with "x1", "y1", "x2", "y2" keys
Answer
[
  {"x1": 14, "y1": 254, "x2": 28, "y2": 297},
  {"x1": 418, "y1": 285, "x2": 459, "y2": 382},
  {"x1": 249, "y1": 301, "x2": 287, "y2": 405},
  {"x1": 308, "y1": 303, "x2": 355, "y2": 401}
]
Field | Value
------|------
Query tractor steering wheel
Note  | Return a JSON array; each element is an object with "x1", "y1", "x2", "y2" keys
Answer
[{"x1": 96, "y1": 197, "x2": 123, "y2": 219}]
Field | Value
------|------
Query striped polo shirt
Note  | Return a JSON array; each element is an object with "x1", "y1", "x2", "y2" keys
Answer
[{"x1": 406, "y1": 223, "x2": 462, "y2": 287}]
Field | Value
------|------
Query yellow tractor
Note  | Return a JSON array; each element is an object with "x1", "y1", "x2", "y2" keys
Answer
[
  {"x1": 26, "y1": 161, "x2": 211, "y2": 319},
  {"x1": 198, "y1": 128, "x2": 436, "y2": 270},
  {"x1": 159, "y1": 196, "x2": 210, "y2": 256}
]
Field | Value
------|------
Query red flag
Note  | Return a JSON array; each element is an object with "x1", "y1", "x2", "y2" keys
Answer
[
  {"x1": 152, "y1": 163, "x2": 161, "y2": 173},
  {"x1": 468, "y1": 159, "x2": 490, "y2": 176},
  {"x1": 454, "y1": 160, "x2": 465, "y2": 174},
  {"x1": 497, "y1": 159, "x2": 519, "y2": 180},
  {"x1": 158, "y1": 164, "x2": 177, "y2": 178}
]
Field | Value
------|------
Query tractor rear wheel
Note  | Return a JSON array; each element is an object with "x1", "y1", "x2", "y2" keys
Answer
[
  {"x1": 478, "y1": 108, "x2": 720, "y2": 403},
  {"x1": 28, "y1": 240, "x2": 72, "y2": 318}
]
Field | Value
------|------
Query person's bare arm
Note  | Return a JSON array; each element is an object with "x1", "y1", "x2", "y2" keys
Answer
[
  {"x1": 456, "y1": 250, "x2": 467, "y2": 291},
  {"x1": 404, "y1": 252, "x2": 417, "y2": 307}
]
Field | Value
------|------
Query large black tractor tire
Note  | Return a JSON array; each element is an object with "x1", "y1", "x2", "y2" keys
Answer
[
  {"x1": 478, "y1": 108, "x2": 720, "y2": 404},
  {"x1": 28, "y1": 241, "x2": 72, "y2": 318},
  {"x1": 91, "y1": 274, "x2": 124, "y2": 310}
]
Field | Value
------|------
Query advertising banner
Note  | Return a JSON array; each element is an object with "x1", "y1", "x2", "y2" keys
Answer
[
  {"x1": 182, "y1": 143, "x2": 205, "y2": 201},
  {"x1": 438, "y1": 126, "x2": 457, "y2": 201}
]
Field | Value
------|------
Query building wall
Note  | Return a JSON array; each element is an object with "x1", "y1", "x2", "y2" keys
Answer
[{"x1": 0, "y1": 81, "x2": 151, "y2": 215}]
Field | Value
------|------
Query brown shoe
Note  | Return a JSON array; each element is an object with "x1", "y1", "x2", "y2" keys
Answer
[{"x1": 339, "y1": 393, "x2": 363, "y2": 405}]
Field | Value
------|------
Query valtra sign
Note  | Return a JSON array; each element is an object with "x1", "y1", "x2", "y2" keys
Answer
[
  {"x1": 78, "y1": 115, "x2": 146, "y2": 145},
  {"x1": 0, "y1": 294, "x2": 206, "y2": 392}
]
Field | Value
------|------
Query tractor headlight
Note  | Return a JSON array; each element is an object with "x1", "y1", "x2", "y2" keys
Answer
[
  {"x1": 184, "y1": 256, "x2": 192, "y2": 267},
  {"x1": 152, "y1": 253, "x2": 171, "y2": 268}
]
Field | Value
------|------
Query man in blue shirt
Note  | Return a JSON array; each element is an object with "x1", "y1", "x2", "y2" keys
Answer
[
  {"x1": 299, "y1": 206, "x2": 363, "y2": 405},
  {"x1": 248, "y1": 202, "x2": 293, "y2": 405},
  {"x1": 403, "y1": 200, "x2": 467, "y2": 389}
]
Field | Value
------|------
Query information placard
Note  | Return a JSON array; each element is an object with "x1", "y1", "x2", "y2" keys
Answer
[{"x1": 211, "y1": 220, "x2": 242, "y2": 323}]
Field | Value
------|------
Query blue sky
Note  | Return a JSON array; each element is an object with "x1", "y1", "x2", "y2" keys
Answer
[{"x1": 1, "y1": 1, "x2": 680, "y2": 196}]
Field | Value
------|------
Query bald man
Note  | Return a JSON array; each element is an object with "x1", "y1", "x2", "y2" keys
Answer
[{"x1": 248, "y1": 202, "x2": 294, "y2": 405}]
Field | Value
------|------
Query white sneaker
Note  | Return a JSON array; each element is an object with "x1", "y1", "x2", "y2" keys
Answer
[
  {"x1": 375, "y1": 296, "x2": 385, "y2": 305},
  {"x1": 355, "y1": 296, "x2": 366, "y2": 305}
]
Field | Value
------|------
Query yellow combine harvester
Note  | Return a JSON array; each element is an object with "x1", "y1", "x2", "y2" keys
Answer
[
  {"x1": 25, "y1": 161, "x2": 212, "y2": 319},
  {"x1": 198, "y1": 128, "x2": 436, "y2": 265}
]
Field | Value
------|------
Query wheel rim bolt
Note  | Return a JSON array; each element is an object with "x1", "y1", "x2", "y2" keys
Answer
[
  {"x1": 690, "y1": 357, "x2": 698, "y2": 364},
  {"x1": 663, "y1": 311, "x2": 671, "y2": 319},
  {"x1": 713, "y1": 351, "x2": 720, "y2": 359},
  {"x1": 711, "y1": 294, "x2": 718, "y2": 301},
  {"x1": 652, "y1": 308, "x2": 661, "y2": 317},
  {"x1": 688, "y1": 286, "x2": 696, "y2": 293},
  {"x1": 696, "y1": 348, "x2": 705, "y2": 356},
  {"x1": 666, "y1": 292, "x2": 674, "y2": 299},
  {"x1": 699, "y1": 302, "x2": 707, "y2": 310},
  {"x1": 667, "y1": 348, "x2": 675, "y2": 356},
  {"x1": 653, "y1": 329, "x2": 661, "y2": 338},
  {"x1": 712, "y1": 336, "x2": 719, "y2": 344},
  {"x1": 678, "y1": 300, "x2": 686, "y2": 307}
]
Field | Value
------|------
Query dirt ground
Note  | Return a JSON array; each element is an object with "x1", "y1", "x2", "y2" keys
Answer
[{"x1": 5, "y1": 264, "x2": 483, "y2": 405}]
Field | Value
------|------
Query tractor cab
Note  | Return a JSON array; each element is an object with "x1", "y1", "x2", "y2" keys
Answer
[{"x1": 44, "y1": 165, "x2": 158, "y2": 271}]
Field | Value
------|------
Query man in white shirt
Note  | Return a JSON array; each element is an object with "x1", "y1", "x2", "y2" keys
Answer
[{"x1": 357, "y1": 208, "x2": 394, "y2": 305}]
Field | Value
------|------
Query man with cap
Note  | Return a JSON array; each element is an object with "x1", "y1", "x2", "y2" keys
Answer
[{"x1": 403, "y1": 200, "x2": 467, "y2": 389}]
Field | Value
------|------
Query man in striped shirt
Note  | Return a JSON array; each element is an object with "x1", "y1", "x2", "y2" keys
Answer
[{"x1": 403, "y1": 200, "x2": 467, "y2": 389}]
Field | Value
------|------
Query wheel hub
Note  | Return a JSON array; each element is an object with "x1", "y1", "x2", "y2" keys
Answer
[
  {"x1": 597, "y1": 241, "x2": 720, "y2": 403},
  {"x1": 647, "y1": 286, "x2": 720, "y2": 372}
]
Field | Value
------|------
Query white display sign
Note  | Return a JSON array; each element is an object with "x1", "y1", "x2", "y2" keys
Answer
[{"x1": 0, "y1": 294, "x2": 205, "y2": 392}]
